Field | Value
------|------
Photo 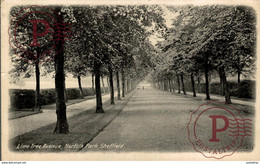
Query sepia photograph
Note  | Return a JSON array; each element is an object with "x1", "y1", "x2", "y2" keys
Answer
[{"x1": 1, "y1": 0, "x2": 260, "y2": 161}]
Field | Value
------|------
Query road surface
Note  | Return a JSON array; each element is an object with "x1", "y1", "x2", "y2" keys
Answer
[{"x1": 82, "y1": 87, "x2": 254, "y2": 152}]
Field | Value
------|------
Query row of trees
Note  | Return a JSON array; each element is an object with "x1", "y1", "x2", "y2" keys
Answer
[
  {"x1": 9, "y1": 5, "x2": 256, "y2": 133},
  {"x1": 9, "y1": 5, "x2": 165, "y2": 133},
  {"x1": 149, "y1": 5, "x2": 256, "y2": 104}
]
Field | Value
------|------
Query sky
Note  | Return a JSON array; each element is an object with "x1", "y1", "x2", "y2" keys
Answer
[{"x1": 148, "y1": 5, "x2": 178, "y2": 45}]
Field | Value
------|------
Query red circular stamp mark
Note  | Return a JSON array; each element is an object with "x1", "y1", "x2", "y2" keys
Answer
[
  {"x1": 187, "y1": 101, "x2": 253, "y2": 159},
  {"x1": 9, "y1": 5, "x2": 71, "y2": 63}
]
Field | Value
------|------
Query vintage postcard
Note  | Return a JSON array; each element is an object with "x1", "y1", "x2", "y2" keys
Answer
[{"x1": 1, "y1": 0, "x2": 260, "y2": 161}]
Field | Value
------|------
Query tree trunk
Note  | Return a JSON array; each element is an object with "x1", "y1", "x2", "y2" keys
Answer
[
  {"x1": 220, "y1": 67, "x2": 232, "y2": 104},
  {"x1": 109, "y1": 67, "x2": 115, "y2": 105},
  {"x1": 101, "y1": 75, "x2": 105, "y2": 93},
  {"x1": 131, "y1": 80, "x2": 134, "y2": 91},
  {"x1": 166, "y1": 80, "x2": 169, "y2": 91},
  {"x1": 191, "y1": 73, "x2": 196, "y2": 97},
  {"x1": 238, "y1": 71, "x2": 241, "y2": 84},
  {"x1": 162, "y1": 81, "x2": 165, "y2": 90},
  {"x1": 168, "y1": 78, "x2": 172, "y2": 92},
  {"x1": 162, "y1": 81, "x2": 164, "y2": 90},
  {"x1": 64, "y1": 74, "x2": 67, "y2": 102},
  {"x1": 171, "y1": 78, "x2": 175, "y2": 92},
  {"x1": 77, "y1": 75, "x2": 84, "y2": 98},
  {"x1": 54, "y1": 7, "x2": 69, "y2": 133},
  {"x1": 107, "y1": 76, "x2": 110, "y2": 93},
  {"x1": 177, "y1": 74, "x2": 181, "y2": 93},
  {"x1": 157, "y1": 75, "x2": 160, "y2": 89},
  {"x1": 197, "y1": 75, "x2": 200, "y2": 93},
  {"x1": 218, "y1": 69, "x2": 224, "y2": 96},
  {"x1": 130, "y1": 79, "x2": 132, "y2": 91},
  {"x1": 204, "y1": 63, "x2": 210, "y2": 100},
  {"x1": 126, "y1": 79, "x2": 129, "y2": 93},
  {"x1": 94, "y1": 61, "x2": 104, "y2": 113},
  {"x1": 237, "y1": 56, "x2": 241, "y2": 98},
  {"x1": 126, "y1": 79, "x2": 128, "y2": 92},
  {"x1": 167, "y1": 80, "x2": 169, "y2": 91},
  {"x1": 121, "y1": 69, "x2": 125, "y2": 97},
  {"x1": 34, "y1": 61, "x2": 41, "y2": 111},
  {"x1": 91, "y1": 73, "x2": 95, "y2": 96},
  {"x1": 180, "y1": 74, "x2": 186, "y2": 95},
  {"x1": 116, "y1": 71, "x2": 121, "y2": 100},
  {"x1": 237, "y1": 56, "x2": 241, "y2": 84}
]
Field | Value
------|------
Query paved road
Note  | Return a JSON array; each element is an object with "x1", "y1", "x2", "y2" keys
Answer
[{"x1": 82, "y1": 87, "x2": 254, "y2": 152}]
